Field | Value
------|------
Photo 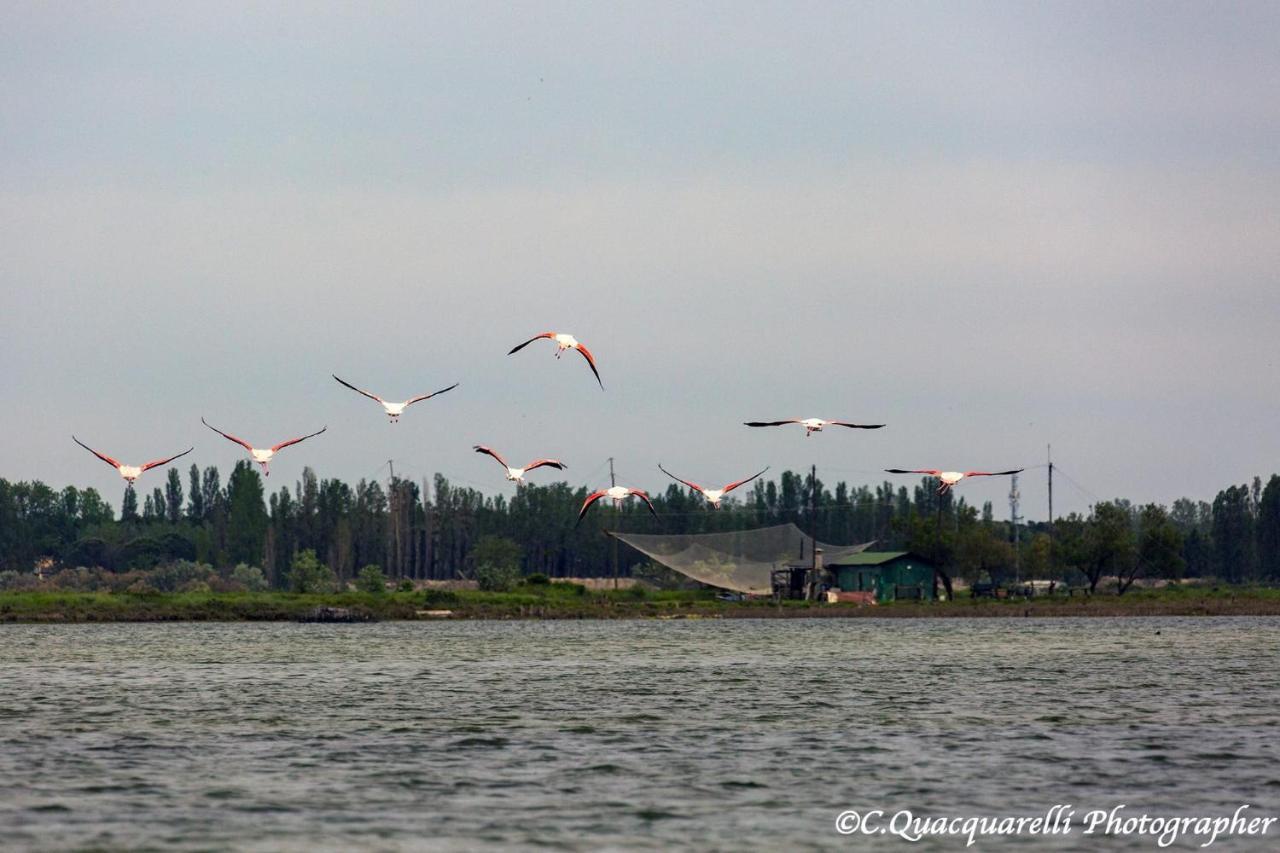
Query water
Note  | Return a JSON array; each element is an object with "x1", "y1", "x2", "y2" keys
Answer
[{"x1": 1, "y1": 618, "x2": 1277, "y2": 851}]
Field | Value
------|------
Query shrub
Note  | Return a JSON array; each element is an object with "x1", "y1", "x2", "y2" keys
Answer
[
  {"x1": 470, "y1": 535, "x2": 522, "y2": 592},
  {"x1": 0, "y1": 571, "x2": 39, "y2": 592},
  {"x1": 230, "y1": 563, "x2": 268, "y2": 592},
  {"x1": 358, "y1": 565, "x2": 387, "y2": 594},
  {"x1": 287, "y1": 550, "x2": 337, "y2": 594},
  {"x1": 150, "y1": 560, "x2": 216, "y2": 592},
  {"x1": 524, "y1": 572, "x2": 551, "y2": 586},
  {"x1": 476, "y1": 563, "x2": 520, "y2": 593},
  {"x1": 423, "y1": 588, "x2": 459, "y2": 606},
  {"x1": 397, "y1": 578, "x2": 415, "y2": 592}
]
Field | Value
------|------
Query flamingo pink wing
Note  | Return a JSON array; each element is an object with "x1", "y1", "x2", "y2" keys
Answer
[
  {"x1": 658, "y1": 463, "x2": 704, "y2": 494},
  {"x1": 271, "y1": 426, "x2": 327, "y2": 452},
  {"x1": 406, "y1": 383, "x2": 459, "y2": 406},
  {"x1": 577, "y1": 490, "x2": 610, "y2": 522},
  {"x1": 202, "y1": 418, "x2": 255, "y2": 452},
  {"x1": 963, "y1": 469, "x2": 1024, "y2": 477},
  {"x1": 629, "y1": 489, "x2": 657, "y2": 516},
  {"x1": 332, "y1": 375, "x2": 383, "y2": 403},
  {"x1": 722, "y1": 466, "x2": 770, "y2": 494},
  {"x1": 885, "y1": 469, "x2": 942, "y2": 475},
  {"x1": 141, "y1": 447, "x2": 194, "y2": 472},
  {"x1": 73, "y1": 436, "x2": 123, "y2": 470},
  {"x1": 473, "y1": 445, "x2": 510, "y2": 469},
  {"x1": 523, "y1": 459, "x2": 566, "y2": 472},
  {"x1": 573, "y1": 341, "x2": 604, "y2": 389},
  {"x1": 508, "y1": 332, "x2": 556, "y2": 355}
]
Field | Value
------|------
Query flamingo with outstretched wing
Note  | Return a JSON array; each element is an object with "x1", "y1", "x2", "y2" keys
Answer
[
  {"x1": 473, "y1": 445, "x2": 566, "y2": 484},
  {"x1": 72, "y1": 437, "x2": 192, "y2": 483},
  {"x1": 884, "y1": 468, "x2": 1024, "y2": 495},
  {"x1": 658, "y1": 463, "x2": 769, "y2": 508},
  {"x1": 508, "y1": 332, "x2": 603, "y2": 389},
  {"x1": 745, "y1": 418, "x2": 884, "y2": 437},
  {"x1": 201, "y1": 417, "x2": 326, "y2": 477},
  {"x1": 332, "y1": 374, "x2": 458, "y2": 422}
]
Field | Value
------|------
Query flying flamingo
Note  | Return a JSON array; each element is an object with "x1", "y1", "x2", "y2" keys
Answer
[
  {"x1": 658, "y1": 463, "x2": 770, "y2": 509},
  {"x1": 72, "y1": 437, "x2": 192, "y2": 484},
  {"x1": 508, "y1": 332, "x2": 603, "y2": 389},
  {"x1": 884, "y1": 468, "x2": 1024, "y2": 495},
  {"x1": 744, "y1": 418, "x2": 885, "y2": 437},
  {"x1": 332, "y1": 375, "x2": 458, "y2": 423},
  {"x1": 577, "y1": 486, "x2": 656, "y2": 524},
  {"x1": 201, "y1": 417, "x2": 326, "y2": 477},
  {"x1": 473, "y1": 445, "x2": 567, "y2": 484}
]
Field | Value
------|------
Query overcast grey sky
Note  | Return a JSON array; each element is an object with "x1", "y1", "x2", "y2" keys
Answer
[{"x1": 3, "y1": 1, "x2": 1278, "y2": 520}]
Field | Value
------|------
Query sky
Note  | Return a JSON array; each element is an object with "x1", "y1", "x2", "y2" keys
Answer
[{"x1": 2, "y1": 1, "x2": 1278, "y2": 522}]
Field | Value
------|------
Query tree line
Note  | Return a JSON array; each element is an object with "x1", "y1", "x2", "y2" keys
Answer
[{"x1": 2, "y1": 463, "x2": 1279, "y2": 592}]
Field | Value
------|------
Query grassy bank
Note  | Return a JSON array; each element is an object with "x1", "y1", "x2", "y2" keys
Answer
[{"x1": 2, "y1": 582, "x2": 1280, "y2": 623}]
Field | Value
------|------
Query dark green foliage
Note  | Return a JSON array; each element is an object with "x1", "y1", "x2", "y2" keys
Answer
[
  {"x1": 358, "y1": 565, "x2": 387, "y2": 593},
  {"x1": 287, "y1": 549, "x2": 337, "y2": 594},
  {"x1": 524, "y1": 572, "x2": 550, "y2": 585},
  {"x1": 472, "y1": 535, "x2": 521, "y2": 592}
]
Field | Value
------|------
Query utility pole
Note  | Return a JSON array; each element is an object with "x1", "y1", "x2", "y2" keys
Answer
[
  {"x1": 1047, "y1": 445, "x2": 1054, "y2": 526},
  {"x1": 388, "y1": 459, "x2": 400, "y2": 578},
  {"x1": 810, "y1": 463, "x2": 818, "y2": 537},
  {"x1": 609, "y1": 457, "x2": 619, "y2": 590},
  {"x1": 1009, "y1": 472, "x2": 1021, "y2": 583}
]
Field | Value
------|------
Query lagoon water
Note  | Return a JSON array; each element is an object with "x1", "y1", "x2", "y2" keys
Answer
[{"x1": 1, "y1": 618, "x2": 1278, "y2": 851}]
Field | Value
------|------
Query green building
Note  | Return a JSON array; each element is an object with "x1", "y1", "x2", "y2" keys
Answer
[{"x1": 828, "y1": 551, "x2": 936, "y2": 601}]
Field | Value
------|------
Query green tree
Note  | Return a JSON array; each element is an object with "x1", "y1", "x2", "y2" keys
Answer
[
  {"x1": 357, "y1": 564, "x2": 387, "y2": 593},
  {"x1": 1212, "y1": 485, "x2": 1255, "y2": 582},
  {"x1": 165, "y1": 468, "x2": 184, "y2": 524},
  {"x1": 287, "y1": 549, "x2": 337, "y2": 593},
  {"x1": 1256, "y1": 476, "x2": 1280, "y2": 580},
  {"x1": 120, "y1": 484, "x2": 139, "y2": 523},
  {"x1": 225, "y1": 462, "x2": 268, "y2": 566}
]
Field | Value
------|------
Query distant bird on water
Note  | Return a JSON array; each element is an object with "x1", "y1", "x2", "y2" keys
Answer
[
  {"x1": 201, "y1": 417, "x2": 326, "y2": 477},
  {"x1": 72, "y1": 437, "x2": 192, "y2": 484},
  {"x1": 473, "y1": 445, "x2": 567, "y2": 484},
  {"x1": 744, "y1": 418, "x2": 885, "y2": 437},
  {"x1": 508, "y1": 332, "x2": 603, "y2": 389},
  {"x1": 332, "y1": 374, "x2": 458, "y2": 423},
  {"x1": 658, "y1": 463, "x2": 770, "y2": 509},
  {"x1": 577, "y1": 486, "x2": 656, "y2": 524},
  {"x1": 884, "y1": 468, "x2": 1024, "y2": 495}
]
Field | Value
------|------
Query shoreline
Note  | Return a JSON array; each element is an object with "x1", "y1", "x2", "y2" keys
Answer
[{"x1": 2, "y1": 587, "x2": 1279, "y2": 623}]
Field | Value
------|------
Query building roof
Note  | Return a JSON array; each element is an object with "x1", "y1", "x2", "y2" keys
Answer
[{"x1": 827, "y1": 550, "x2": 914, "y2": 566}]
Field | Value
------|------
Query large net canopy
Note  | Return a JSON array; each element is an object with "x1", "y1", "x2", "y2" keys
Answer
[{"x1": 612, "y1": 523, "x2": 874, "y2": 594}]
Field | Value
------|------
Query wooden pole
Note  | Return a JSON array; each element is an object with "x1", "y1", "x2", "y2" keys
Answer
[{"x1": 610, "y1": 457, "x2": 619, "y2": 589}]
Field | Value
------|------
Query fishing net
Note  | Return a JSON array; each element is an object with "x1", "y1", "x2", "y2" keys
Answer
[{"x1": 612, "y1": 523, "x2": 873, "y2": 594}]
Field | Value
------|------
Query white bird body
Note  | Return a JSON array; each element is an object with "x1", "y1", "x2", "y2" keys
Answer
[
  {"x1": 473, "y1": 445, "x2": 566, "y2": 484},
  {"x1": 202, "y1": 418, "x2": 326, "y2": 477},
  {"x1": 72, "y1": 437, "x2": 192, "y2": 484},
  {"x1": 658, "y1": 463, "x2": 769, "y2": 509},
  {"x1": 745, "y1": 417, "x2": 885, "y2": 437},
  {"x1": 333, "y1": 375, "x2": 458, "y2": 422}
]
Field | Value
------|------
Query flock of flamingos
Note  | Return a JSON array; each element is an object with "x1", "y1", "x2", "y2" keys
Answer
[{"x1": 72, "y1": 330, "x2": 1023, "y2": 525}]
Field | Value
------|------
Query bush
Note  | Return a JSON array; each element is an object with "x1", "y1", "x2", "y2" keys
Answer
[
  {"x1": 423, "y1": 588, "x2": 459, "y2": 606},
  {"x1": 230, "y1": 563, "x2": 268, "y2": 592},
  {"x1": 287, "y1": 550, "x2": 337, "y2": 594},
  {"x1": 150, "y1": 560, "x2": 216, "y2": 592},
  {"x1": 476, "y1": 563, "x2": 520, "y2": 593},
  {"x1": 358, "y1": 565, "x2": 387, "y2": 594},
  {"x1": 470, "y1": 535, "x2": 522, "y2": 592},
  {"x1": 397, "y1": 578, "x2": 415, "y2": 592},
  {"x1": 524, "y1": 572, "x2": 551, "y2": 586}
]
